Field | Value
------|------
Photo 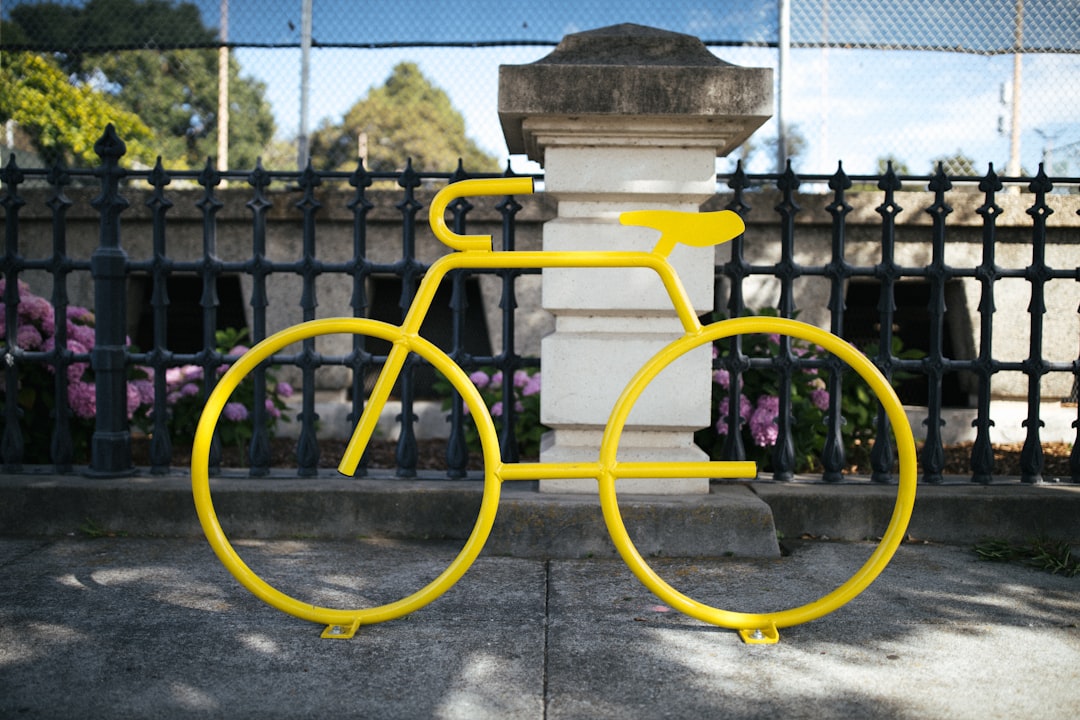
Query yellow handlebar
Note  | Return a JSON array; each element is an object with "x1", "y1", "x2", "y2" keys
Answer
[{"x1": 429, "y1": 177, "x2": 535, "y2": 252}]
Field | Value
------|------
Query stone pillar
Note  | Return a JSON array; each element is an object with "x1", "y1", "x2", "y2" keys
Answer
[{"x1": 498, "y1": 24, "x2": 772, "y2": 493}]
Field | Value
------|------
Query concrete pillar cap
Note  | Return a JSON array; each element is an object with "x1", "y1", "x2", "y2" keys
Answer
[{"x1": 498, "y1": 23, "x2": 773, "y2": 162}]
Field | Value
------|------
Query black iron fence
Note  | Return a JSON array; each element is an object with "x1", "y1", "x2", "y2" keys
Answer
[{"x1": 2, "y1": 127, "x2": 1078, "y2": 483}]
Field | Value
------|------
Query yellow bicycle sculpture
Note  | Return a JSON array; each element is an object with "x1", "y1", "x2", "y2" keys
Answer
[{"x1": 191, "y1": 177, "x2": 917, "y2": 644}]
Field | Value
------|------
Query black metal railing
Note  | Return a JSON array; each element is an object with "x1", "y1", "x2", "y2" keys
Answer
[
  {"x1": 1, "y1": 126, "x2": 538, "y2": 479},
  {"x1": 716, "y1": 162, "x2": 1080, "y2": 484},
  {"x1": 2, "y1": 128, "x2": 1078, "y2": 483}
]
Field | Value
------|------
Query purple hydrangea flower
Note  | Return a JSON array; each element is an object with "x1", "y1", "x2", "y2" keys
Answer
[
  {"x1": 522, "y1": 372, "x2": 542, "y2": 397},
  {"x1": 222, "y1": 402, "x2": 249, "y2": 422}
]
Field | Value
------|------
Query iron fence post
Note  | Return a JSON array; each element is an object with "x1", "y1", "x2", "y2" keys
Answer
[
  {"x1": 392, "y1": 161, "x2": 422, "y2": 477},
  {"x1": 446, "y1": 164, "x2": 475, "y2": 476},
  {"x1": 770, "y1": 163, "x2": 801, "y2": 481},
  {"x1": 720, "y1": 163, "x2": 750, "y2": 467},
  {"x1": 88, "y1": 125, "x2": 134, "y2": 477},
  {"x1": 1, "y1": 156, "x2": 26, "y2": 471},
  {"x1": 1020, "y1": 166, "x2": 1053, "y2": 484},
  {"x1": 971, "y1": 166, "x2": 1004, "y2": 484},
  {"x1": 920, "y1": 165, "x2": 954, "y2": 484},
  {"x1": 295, "y1": 161, "x2": 324, "y2": 476},
  {"x1": 346, "y1": 160, "x2": 374, "y2": 477},
  {"x1": 870, "y1": 164, "x2": 902, "y2": 484},
  {"x1": 46, "y1": 164, "x2": 75, "y2": 472},
  {"x1": 822, "y1": 163, "x2": 853, "y2": 482},
  {"x1": 246, "y1": 160, "x2": 273, "y2": 476},
  {"x1": 146, "y1": 159, "x2": 174, "y2": 475}
]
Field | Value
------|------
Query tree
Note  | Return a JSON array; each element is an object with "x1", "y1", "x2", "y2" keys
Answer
[
  {"x1": 931, "y1": 152, "x2": 978, "y2": 176},
  {"x1": 0, "y1": 51, "x2": 155, "y2": 167},
  {"x1": 3, "y1": 0, "x2": 274, "y2": 169},
  {"x1": 309, "y1": 62, "x2": 500, "y2": 173},
  {"x1": 876, "y1": 155, "x2": 911, "y2": 175},
  {"x1": 732, "y1": 123, "x2": 807, "y2": 173}
]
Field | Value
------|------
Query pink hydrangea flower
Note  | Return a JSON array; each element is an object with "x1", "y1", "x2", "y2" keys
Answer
[
  {"x1": 68, "y1": 380, "x2": 96, "y2": 419},
  {"x1": 749, "y1": 395, "x2": 780, "y2": 447},
  {"x1": 715, "y1": 394, "x2": 752, "y2": 435},
  {"x1": 67, "y1": 321, "x2": 95, "y2": 349},
  {"x1": 19, "y1": 294, "x2": 54, "y2": 333},
  {"x1": 67, "y1": 306, "x2": 94, "y2": 323},
  {"x1": 16, "y1": 324, "x2": 42, "y2": 350}
]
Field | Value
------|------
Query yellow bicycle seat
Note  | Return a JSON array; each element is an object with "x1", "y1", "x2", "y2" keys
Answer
[{"x1": 619, "y1": 209, "x2": 745, "y2": 256}]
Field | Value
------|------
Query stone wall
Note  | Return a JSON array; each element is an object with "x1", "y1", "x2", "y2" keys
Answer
[{"x1": 10, "y1": 183, "x2": 1080, "y2": 401}]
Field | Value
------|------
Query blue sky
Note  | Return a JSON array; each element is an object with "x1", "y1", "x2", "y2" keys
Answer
[
  {"x1": 210, "y1": 0, "x2": 1079, "y2": 175},
  {"x1": 6, "y1": 0, "x2": 1079, "y2": 174},
  {"x1": 232, "y1": 40, "x2": 1078, "y2": 176}
]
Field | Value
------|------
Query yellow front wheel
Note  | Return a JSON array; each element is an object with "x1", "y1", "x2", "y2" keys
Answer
[
  {"x1": 597, "y1": 317, "x2": 917, "y2": 643},
  {"x1": 191, "y1": 318, "x2": 503, "y2": 637}
]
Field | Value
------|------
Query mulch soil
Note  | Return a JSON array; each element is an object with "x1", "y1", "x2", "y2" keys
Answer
[{"x1": 138, "y1": 437, "x2": 1075, "y2": 478}]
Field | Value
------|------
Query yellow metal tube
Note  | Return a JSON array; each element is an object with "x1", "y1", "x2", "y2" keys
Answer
[
  {"x1": 191, "y1": 318, "x2": 504, "y2": 633},
  {"x1": 428, "y1": 176, "x2": 534, "y2": 252},
  {"x1": 191, "y1": 177, "x2": 918, "y2": 644},
  {"x1": 595, "y1": 316, "x2": 917, "y2": 642}
]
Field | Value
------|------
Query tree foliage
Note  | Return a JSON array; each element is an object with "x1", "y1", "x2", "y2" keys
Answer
[
  {"x1": 2, "y1": 0, "x2": 274, "y2": 169},
  {"x1": 0, "y1": 51, "x2": 155, "y2": 167},
  {"x1": 309, "y1": 62, "x2": 500, "y2": 173}
]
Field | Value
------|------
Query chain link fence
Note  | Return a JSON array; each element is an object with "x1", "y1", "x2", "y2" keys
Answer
[{"x1": 3, "y1": 0, "x2": 1079, "y2": 175}]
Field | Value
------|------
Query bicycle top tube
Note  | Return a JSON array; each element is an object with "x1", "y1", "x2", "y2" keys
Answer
[{"x1": 413, "y1": 177, "x2": 746, "y2": 337}]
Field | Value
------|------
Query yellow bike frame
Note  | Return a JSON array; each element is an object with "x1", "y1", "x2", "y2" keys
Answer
[{"x1": 191, "y1": 176, "x2": 917, "y2": 644}]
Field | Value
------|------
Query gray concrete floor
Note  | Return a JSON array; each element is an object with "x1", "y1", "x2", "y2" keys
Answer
[{"x1": 2, "y1": 536, "x2": 1078, "y2": 719}]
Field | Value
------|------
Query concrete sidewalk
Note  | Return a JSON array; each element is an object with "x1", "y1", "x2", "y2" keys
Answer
[
  {"x1": 1, "y1": 536, "x2": 1078, "y2": 719},
  {"x1": 1, "y1": 472, "x2": 1078, "y2": 718}
]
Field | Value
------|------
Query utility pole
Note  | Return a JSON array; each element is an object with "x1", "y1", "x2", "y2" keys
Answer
[
  {"x1": 217, "y1": 0, "x2": 229, "y2": 173},
  {"x1": 1007, "y1": 0, "x2": 1024, "y2": 177},
  {"x1": 776, "y1": 0, "x2": 790, "y2": 173},
  {"x1": 297, "y1": 0, "x2": 313, "y2": 169}
]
